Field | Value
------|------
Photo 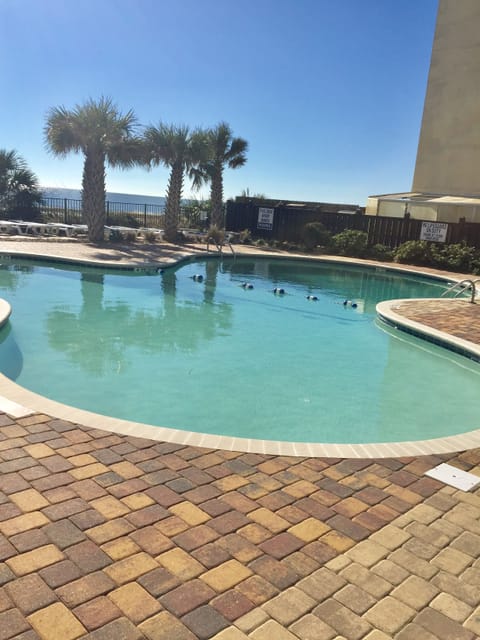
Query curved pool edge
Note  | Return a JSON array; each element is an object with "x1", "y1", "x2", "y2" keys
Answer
[
  {"x1": 0, "y1": 252, "x2": 479, "y2": 458},
  {"x1": 376, "y1": 298, "x2": 480, "y2": 362},
  {"x1": 1, "y1": 368, "x2": 480, "y2": 459}
]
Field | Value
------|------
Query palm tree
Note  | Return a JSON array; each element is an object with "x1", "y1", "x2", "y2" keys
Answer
[
  {"x1": 44, "y1": 97, "x2": 140, "y2": 242},
  {"x1": 0, "y1": 149, "x2": 42, "y2": 220},
  {"x1": 195, "y1": 123, "x2": 248, "y2": 229},
  {"x1": 143, "y1": 124, "x2": 207, "y2": 242}
]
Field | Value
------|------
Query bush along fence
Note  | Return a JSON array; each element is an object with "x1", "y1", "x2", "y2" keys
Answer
[{"x1": 226, "y1": 199, "x2": 480, "y2": 250}]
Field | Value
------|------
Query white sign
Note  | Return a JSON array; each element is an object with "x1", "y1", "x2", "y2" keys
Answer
[
  {"x1": 257, "y1": 207, "x2": 275, "y2": 230},
  {"x1": 420, "y1": 221, "x2": 448, "y2": 243}
]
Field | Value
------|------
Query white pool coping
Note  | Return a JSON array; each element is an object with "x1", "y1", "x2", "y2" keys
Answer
[{"x1": 0, "y1": 254, "x2": 479, "y2": 458}]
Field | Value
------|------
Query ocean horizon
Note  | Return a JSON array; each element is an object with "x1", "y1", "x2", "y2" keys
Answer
[{"x1": 42, "y1": 187, "x2": 166, "y2": 207}]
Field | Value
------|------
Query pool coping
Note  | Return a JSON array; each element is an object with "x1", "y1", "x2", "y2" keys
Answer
[{"x1": 1, "y1": 247, "x2": 480, "y2": 458}]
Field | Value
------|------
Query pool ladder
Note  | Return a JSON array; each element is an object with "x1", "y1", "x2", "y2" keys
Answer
[
  {"x1": 207, "y1": 233, "x2": 235, "y2": 256},
  {"x1": 440, "y1": 278, "x2": 480, "y2": 303}
]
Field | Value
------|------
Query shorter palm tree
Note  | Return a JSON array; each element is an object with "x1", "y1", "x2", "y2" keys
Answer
[
  {"x1": 44, "y1": 97, "x2": 140, "y2": 242},
  {"x1": 195, "y1": 123, "x2": 248, "y2": 229},
  {"x1": 143, "y1": 124, "x2": 208, "y2": 242},
  {"x1": 0, "y1": 149, "x2": 42, "y2": 220}
]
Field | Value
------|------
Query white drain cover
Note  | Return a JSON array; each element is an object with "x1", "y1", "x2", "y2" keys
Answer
[{"x1": 425, "y1": 463, "x2": 480, "y2": 491}]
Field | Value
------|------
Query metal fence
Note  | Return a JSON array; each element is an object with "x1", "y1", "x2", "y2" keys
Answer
[{"x1": 226, "y1": 200, "x2": 480, "y2": 249}]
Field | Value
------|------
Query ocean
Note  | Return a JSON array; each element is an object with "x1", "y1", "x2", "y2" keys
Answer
[{"x1": 42, "y1": 187, "x2": 166, "y2": 207}]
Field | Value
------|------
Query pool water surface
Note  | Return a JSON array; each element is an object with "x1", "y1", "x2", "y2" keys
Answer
[{"x1": 0, "y1": 256, "x2": 477, "y2": 444}]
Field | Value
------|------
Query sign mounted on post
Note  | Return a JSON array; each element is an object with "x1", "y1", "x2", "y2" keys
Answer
[
  {"x1": 420, "y1": 221, "x2": 448, "y2": 243},
  {"x1": 257, "y1": 207, "x2": 275, "y2": 230}
]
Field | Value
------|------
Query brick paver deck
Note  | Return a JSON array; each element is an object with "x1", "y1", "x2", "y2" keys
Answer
[{"x1": 0, "y1": 240, "x2": 479, "y2": 639}]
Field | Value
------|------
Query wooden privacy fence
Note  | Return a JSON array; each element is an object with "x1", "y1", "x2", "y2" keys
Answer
[{"x1": 226, "y1": 200, "x2": 480, "y2": 249}]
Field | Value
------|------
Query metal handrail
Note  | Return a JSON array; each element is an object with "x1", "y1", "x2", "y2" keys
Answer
[{"x1": 440, "y1": 279, "x2": 477, "y2": 303}]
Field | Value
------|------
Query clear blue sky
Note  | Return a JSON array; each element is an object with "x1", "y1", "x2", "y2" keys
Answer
[{"x1": 0, "y1": 0, "x2": 438, "y2": 205}]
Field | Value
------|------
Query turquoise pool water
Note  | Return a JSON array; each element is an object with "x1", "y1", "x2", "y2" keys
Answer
[{"x1": 0, "y1": 256, "x2": 478, "y2": 443}]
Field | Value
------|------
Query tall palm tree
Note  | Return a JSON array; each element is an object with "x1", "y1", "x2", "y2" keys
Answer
[
  {"x1": 0, "y1": 149, "x2": 42, "y2": 220},
  {"x1": 194, "y1": 122, "x2": 248, "y2": 229},
  {"x1": 44, "y1": 97, "x2": 140, "y2": 242},
  {"x1": 143, "y1": 124, "x2": 207, "y2": 242}
]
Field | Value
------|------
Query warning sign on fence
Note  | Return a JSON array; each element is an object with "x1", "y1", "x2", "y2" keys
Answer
[
  {"x1": 420, "y1": 221, "x2": 448, "y2": 243},
  {"x1": 257, "y1": 207, "x2": 275, "y2": 230}
]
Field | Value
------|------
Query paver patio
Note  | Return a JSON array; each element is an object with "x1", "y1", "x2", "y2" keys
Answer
[{"x1": 0, "y1": 239, "x2": 478, "y2": 639}]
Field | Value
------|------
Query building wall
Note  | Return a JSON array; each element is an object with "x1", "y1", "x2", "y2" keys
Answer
[{"x1": 412, "y1": 0, "x2": 480, "y2": 196}]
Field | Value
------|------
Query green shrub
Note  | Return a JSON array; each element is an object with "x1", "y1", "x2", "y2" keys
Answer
[
  {"x1": 239, "y1": 228, "x2": 252, "y2": 244},
  {"x1": 394, "y1": 240, "x2": 435, "y2": 266},
  {"x1": 431, "y1": 242, "x2": 478, "y2": 272},
  {"x1": 301, "y1": 222, "x2": 332, "y2": 251},
  {"x1": 368, "y1": 243, "x2": 394, "y2": 261},
  {"x1": 332, "y1": 230, "x2": 368, "y2": 257},
  {"x1": 207, "y1": 226, "x2": 225, "y2": 245}
]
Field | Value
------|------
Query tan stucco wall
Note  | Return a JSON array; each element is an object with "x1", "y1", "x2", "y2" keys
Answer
[{"x1": 412, "y1": 0, "x2": 480, "y2": 196}]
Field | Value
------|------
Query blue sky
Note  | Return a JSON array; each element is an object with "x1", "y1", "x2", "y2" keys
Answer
[{"x1": 1, "y1": 0, "x2": 438, "y2": 205}]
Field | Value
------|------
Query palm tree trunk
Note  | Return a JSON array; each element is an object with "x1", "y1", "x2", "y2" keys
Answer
[
  {"x1": 164, "y1": 162, "x2": 184, "y2": 243},
  {"x1": 82, "y1": 149, "x2": 106, "y2": 243},
  {"x1": 210, "y1": 163, "x2": 224, "y2": 229}
]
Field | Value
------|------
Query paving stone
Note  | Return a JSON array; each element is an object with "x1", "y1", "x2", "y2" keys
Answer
[
  {"x1": 430, "y1": 592, "x2": 473, "y2": 623},
  {"x1": 432, "y1": 570, "x2": 480, "y2": 607},
  {"x1": 288, "y1": 613, "x2": 336, "y2": 640},
  {"x1": 139, "y1": 610, "x2": 197, "y2": 640},
  {"x1": 345, "y1": 540, "x2": 389, "y2": 568},
  {"x1": 464, "y1": 606, "x2": 480, "y2": 636},
  {"x1": 363, "y1": 595, "x2": 415, "y2": 634},
  {"x1": 0, "y1": 512, "x2": 50, "y2": 537},
  {"x1": 414, "y1": 607, "x2": 475, "y2": 640},
  {"x1": 180, "y1": 604, "x2": 230, "y2": 639},
  {"x1": 395, "y1": 623, "x2": 439, "y2": 640},
  {"x1": 431, "y1": 546, "x2": 473, "y2": 575},
  {"x1": 320, "y1": 530, "x2": 356, "y2": 552},
  {"x1": 55, "y1": 571, "x2": 116, "y2": 607},
  {"x1": 201, "y1": 559, "x2": 252, "y2": 592},
  {"x1": 108, "y1": 581, "x2": 162, "y2": 623},
  {"x1": 138, "y1": 567, "x2": 181, "y2": 597},
  {"x1": 372, "y1": 559, "x2": 410, "y2": 586},
  {"x1": 249, "y1": 619, "x2": 300, "y2": 639},
  {"x1": 247, "y1": 508, "x2": 290, "y2": 533},
  {"x1": 211, "y1": 589, "x2": 255, "y2": 621},
  {"x1": 6, "y1": 544, "x2": 64, "y2": 576},
  {"x1": 369, "y1": 524, "x2": 411, "y2": 550},
  {"x1": 235, "y1": 575, "x2": 279, "y2": 606},
  {"x1": 333, "y1": 584, "x2": 376, "y2": 615},
  {"x1": 0, "y1": 608, "x2": 30, "y2": 640},
  {"x1": 38, "y1": 560, "x2": 82, "y2": 588},
  {"x1": 65, "y1": 539, "x2": 112, "y2": 572},
  {"x1": 391, "y1": 574, "x2": 439, "y2": 610},
  {"x1": 259, "y1": 532, "x2": 304, "y2": 559},
  {"x1": 42, "y1": 520, "x2": 86, "y2": 550},
  {"x1": 262, "y1": 586, "x2": 316, "y2": 625},
  {"x1": 27, "y1": 602, "x2": 86, "y2": 640},
  {"x1": 83, "y1": 616, "x2": 145, "y2": 640},
  {"x1": 388, "y1": 548, "x2": 439, "y2": 579},
  {"x1": 103, "y1": 551, "x2": 158, "y2": 585},
  {"x1": 157, "y1": 548, "x2": 205, "y2": 581},
  {"x1": 248, "y1": 556, "x2": 298, "y2": 590},
  {"x1": 160, "y1": 579, "x2": 215, "y2": 617},
  {"x1": 313, "y1": 599, "x2": 372, "y2": 640},
  {"x1": 5, "y1": 574, "x2": 57, "y2": 615},
  {"x1": 210, "y1": 629, "x2": 249, "y2": 640},
  {"x1": 72, "y1": 596, "x2": 121, "y2": 631},
  {"x1": 86, "y1": 518, "x2": 135, "y2": 544},
  {"x1": 339, "y1": 563, "x2": 392, "y2": 599},
  {"x1": 297, "y1": 568, "x2": 347, "y2": 602},
  {"x1": 9, "y1": 489, "x2": 49, "y2": 513},
  {"x1": 451, "y1": 531, "x2": 480, "y2": 557}
]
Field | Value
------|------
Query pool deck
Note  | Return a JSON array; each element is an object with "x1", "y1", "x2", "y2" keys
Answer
[{"x1": 0, "y1": 239, "x2": 479, "y2": 640}]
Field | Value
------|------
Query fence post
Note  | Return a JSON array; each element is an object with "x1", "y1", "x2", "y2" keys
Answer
[
  {"x1": 64, "y1": 199, "x2": 68, "y2": 223},
  {"x1": 106, "y1": 201, "x2": 110, "y2": 225},
  {"x1": 144, "y1": 204, "x2": 147, "y2": 228}
]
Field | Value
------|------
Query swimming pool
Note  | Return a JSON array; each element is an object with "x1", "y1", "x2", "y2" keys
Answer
[{"x1": 0, "y1": 256, "x2": 478, "y2": 444}]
